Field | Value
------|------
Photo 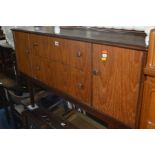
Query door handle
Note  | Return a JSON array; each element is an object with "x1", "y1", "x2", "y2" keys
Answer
[
  {"x1": 76, "y1": 50, "x2": 82, "y2": 57},
  {"x1": 77, "y1": 83, "x2": 84, "y2": 89},
  {"x1": 92, "y1": 69, "x2": 99, "y2": 75}
]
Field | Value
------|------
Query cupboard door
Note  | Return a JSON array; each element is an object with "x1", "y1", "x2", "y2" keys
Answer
[
  {"x1": 68, "y1": 67, "x2": 91, "y2": 104},
  {"x1": 13, "y1": 32, "x2": 32, "y2": 76},
  {"x1": 92, "y1": 44, "x2": 144, "y2": 128},
  {"x1": 140, "y1": 77, "x2": 155, "y2": 128}
]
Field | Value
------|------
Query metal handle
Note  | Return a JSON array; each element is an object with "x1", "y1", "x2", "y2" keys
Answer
[
  {"x1": 36, "y1": 66, "x2": 40, "y2": 71},
  {"x1": 76, "y1": 50, "x2": 82, "y2": 57},
  {"x1": 33, "y1": 43, "x2": 38, "y2": 47},
  {"x1": 25, "y1": 49, "x2": 30, "y2": 54},
  {"x1": 77, "y1": 83, "x2": 84, "y2": 89},
  {"x1": 92, "y1": 69, "x2": 99, "y2": 75}
]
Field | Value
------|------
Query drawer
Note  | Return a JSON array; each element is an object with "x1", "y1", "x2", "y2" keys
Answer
[
  {"x1": 49, "y1": 38, "x2": 91, "y2": 71},
  {"x1": 31, "y1": 56, "x2": 50, "y2": 85},
  {"x1": 29, "y1": 34, "x2": 50, "y2": 58},
  {"x1": 47, "y1": 61, "x2": 91, "y2": 104},
  {"x1": 68, "y1": 68, "x2": 91, "y2": 104},
  {"x1": 48, "y1": 61, "x2": 69, "y2": 92},
  {"x1": 49, "y1": 37, "x2": 67, "y2": 63},
  {"x1": 29, "y1": 34, "x2": 91, "y2": 72},
  {"x1": 65, "y1": 40, "x2": 91, "y2": 71}
]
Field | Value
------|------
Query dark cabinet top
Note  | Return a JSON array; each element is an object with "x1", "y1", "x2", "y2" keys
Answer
[{"x1": 12, "y1": 26, "x2": 147, "y2": 51}]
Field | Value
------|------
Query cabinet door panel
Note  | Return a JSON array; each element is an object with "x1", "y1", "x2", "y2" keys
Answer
[
  {"x1": 92, "y1": 44, "x2": 144, "y2": 127},
  {"x1": 13, "y1": 32, "x2": 32, "y2": 76}
]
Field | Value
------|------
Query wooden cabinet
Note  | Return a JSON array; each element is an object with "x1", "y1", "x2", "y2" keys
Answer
[
  {"x1": 13, "y1": 32, "x2": 32, "y2": 77},
  {"x1": 13, "y1": 30, "x2": 146, "y2": 128},
  {"x1": 92, "y1": 44, "x2": 144, "y2": 127},
  {"x1": 140, "y1": 77, "x2": 155, "y2": 128}
]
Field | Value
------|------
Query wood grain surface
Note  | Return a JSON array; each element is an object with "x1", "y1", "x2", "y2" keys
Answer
[
  {"x1": 92, "y1": 44, "x2": 144, "y2": 127},
  {"x1": 13, "y1": 31, "x2": 32, "y2": 77}
]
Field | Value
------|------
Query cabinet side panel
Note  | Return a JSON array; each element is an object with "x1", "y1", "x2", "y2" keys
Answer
[{"x1": 13, "y1": 32, "x2": 32, "y2": 76}]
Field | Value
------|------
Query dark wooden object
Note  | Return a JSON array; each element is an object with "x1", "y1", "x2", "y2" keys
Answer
[{"x1": 12, "y1": 27, "x2": 148, "y2": 128}]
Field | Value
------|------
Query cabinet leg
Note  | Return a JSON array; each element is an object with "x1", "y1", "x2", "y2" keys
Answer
[{"x1": 27, "y1": 80, "x2": 35, "y2": 107}]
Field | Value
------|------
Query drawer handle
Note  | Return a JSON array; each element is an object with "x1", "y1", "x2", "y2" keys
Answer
[
  {"x1": 92, "y1": 69, "x2": 99, "y2": 75},
  {"x1": 36, "y1": 66, "x2": 40, "y2": 71},
  {"x1": 60, "y1": 122, "x2": 66, "y2": 127},
  {"x1": 77, "y1": 83, "x2": 84, "y2": 89},
  {"x1": 33, "y1": 43, "x2": 38, "y2": 47},
  {"x1": 76, "y1": 50, "x2": 82, "y2": 57},
  {"x1": 25, "y1": 49, "x2": 30, "y2": 54},
  {"x1": 54, "y1": 41, "x2": 60, "y2": 46}
]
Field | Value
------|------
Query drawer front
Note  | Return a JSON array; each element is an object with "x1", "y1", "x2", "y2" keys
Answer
[
  {"x1": 49, "y1": 38, "x2": 91, "y2": 71},
  {"x1": 29, "y1": 34, "x2": 50, "y2": 59},
  {"x1": 31, "y1": 56, "x2": 49, "y2": 85},
  {"x1": 47, "y1": 61, "x2": 91, "y2": 104},
  {"x1": 65, "y1": 40, "x2": 91, "y2": 71},
  {"x1": 29, "y1": 34, "x2": 91, "y2": 71},
  {"x1": 48, "y1": 61, "x2": 69, "y2": 92},
  {"x1": 68, "y1": 68, "x2": 91, "y2": 104}
]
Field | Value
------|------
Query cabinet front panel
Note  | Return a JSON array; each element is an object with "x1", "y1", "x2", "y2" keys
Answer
[
  {"x1": 13, "y1": 32, "x2": 32, "y2": 76},
  {"x1": 92, "y1": 44, "x2": 144, "y2": 127},
  {"x1": 47, "y1": 62, "x2": 91, "y2": 104}
]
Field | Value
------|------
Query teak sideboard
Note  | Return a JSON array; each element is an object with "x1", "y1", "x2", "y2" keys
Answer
[{"x1": 12, "y1": 27, "x2": 155, "y2": 129}]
